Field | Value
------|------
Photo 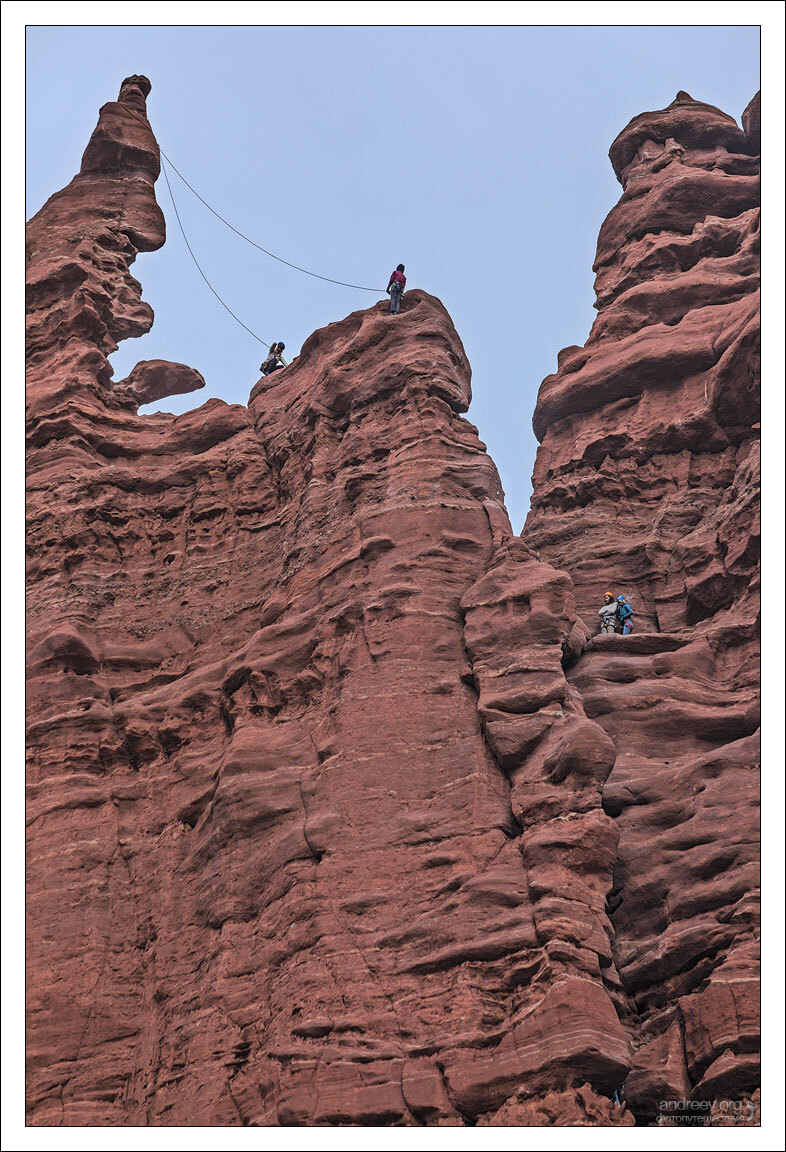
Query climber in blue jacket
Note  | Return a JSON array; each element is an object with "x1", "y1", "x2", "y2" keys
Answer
[{"x1": 617, "y1": 595, "x2": 634, "y2": 635}]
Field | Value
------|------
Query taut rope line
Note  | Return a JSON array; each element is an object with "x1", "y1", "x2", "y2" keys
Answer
[{"x1": 115, "y1": 100, "x2": 386, "y2": 293}]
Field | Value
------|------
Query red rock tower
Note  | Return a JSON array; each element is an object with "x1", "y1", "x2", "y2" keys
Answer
[
  {"x1": 524, "y1": 90, "x2": 760, "y2": 1117},
  {"x1": 26, "y1": 79, "x2": 759, "y2": 1125}
]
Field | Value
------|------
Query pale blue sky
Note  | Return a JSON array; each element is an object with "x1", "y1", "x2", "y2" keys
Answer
[{"x1": 26, "y1": 25, "x2": 760, "y2": 530}]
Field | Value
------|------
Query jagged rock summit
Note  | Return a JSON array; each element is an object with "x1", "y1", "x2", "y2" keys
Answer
[{"x1": 26, "y1": 79, "x2": 759, "y2": 1126}]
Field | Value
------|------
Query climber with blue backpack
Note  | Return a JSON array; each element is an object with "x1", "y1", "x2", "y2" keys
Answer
[{"x1": 617, "y1": 595, "x2": 634, "y2": 635}]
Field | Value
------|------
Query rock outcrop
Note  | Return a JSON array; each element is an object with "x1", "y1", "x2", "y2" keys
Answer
[
  {"x1": 26, "y1": 79, "x2": 759, "y2": 1126},
  {"x1": 524, "y1": 91, "x2": 760, "y2": 1121}
]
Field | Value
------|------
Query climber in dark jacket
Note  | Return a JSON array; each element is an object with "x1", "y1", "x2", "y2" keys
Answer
[
  {"x1": 387, "y1": 264, "x2": 406, "y2": 315},
  {"x1": 261, "y1": 342, "x2": 288, "y2": 376},
  {"x1": 617, "y1": 595, "x2": 634, "y2": 635}
]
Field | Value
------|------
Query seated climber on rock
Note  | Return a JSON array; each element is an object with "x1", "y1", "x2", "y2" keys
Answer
[
  {"x1": 598, "y1": 592, "x2": 619, "y2": 634},
  {"x1": 616, "y1": 594, "x2": 634, "y2": 635},
  {"x1": 261, "y1": 342, "x2": 288, "y2": 375},
  {"x1": 387, "y1": 264, "x2": 406, "y2": 315}
]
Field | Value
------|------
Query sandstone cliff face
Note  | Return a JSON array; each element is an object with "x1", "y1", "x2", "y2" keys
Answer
[
  {"x1": 26, "y1": 79, "x2": 759, "y2": 1126},
  {"x1": 524, "y1": 90, "x2": 760, "y2": 1119}
]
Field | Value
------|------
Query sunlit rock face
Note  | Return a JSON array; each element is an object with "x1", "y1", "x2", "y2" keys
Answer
[{"x1": 26, "y1": 79, "x2": 758, "y2": 1126}]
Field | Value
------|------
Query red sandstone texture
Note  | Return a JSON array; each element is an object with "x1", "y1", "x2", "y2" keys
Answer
[
  {"x1": 25, "y1": 79, "x2": 759, "y2": 1126},
  {"x1": 524, "y1": 90, "x2": 760, "y2": 1120}
]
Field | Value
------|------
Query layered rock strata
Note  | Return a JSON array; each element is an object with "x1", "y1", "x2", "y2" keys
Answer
[
  {"x1": 524, "y1": 91, "x2": 760, "y2": 1120},
  {"x1": 27, "y1": 76, "x2": 632, "y2": 1126},
  {"x1": 26, "y1": 79, "x2": 759, "y2": 1126}
]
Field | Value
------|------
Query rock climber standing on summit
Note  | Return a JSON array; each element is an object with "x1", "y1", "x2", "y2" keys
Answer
[{"x1": 387, "y1": 264, "x2": 406, "y2": 314}]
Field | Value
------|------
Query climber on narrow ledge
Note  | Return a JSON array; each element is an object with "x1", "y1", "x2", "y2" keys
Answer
[
  {"x1": 387, "y1": 264, "x2": 406, "y2": 315},
  {"x1": 598, "y1": 591, "x2": 619, "y2": 634},
  {"x1": 261, "y1": 342, "x2": 288, "y2": 376},
  {"x1": 616, "y1": 594, "x2": 634, "y2": 635}
]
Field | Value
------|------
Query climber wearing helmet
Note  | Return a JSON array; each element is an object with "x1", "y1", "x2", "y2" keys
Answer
[
  {"x1": 598, "y1": 592, "x2": 619, "y2": 634},
  {"x1": 617, "y1": 595, "x2": 634, "y2": 635},
  {"x1": 387, "y1": 264, "x2": 406, "y2": 315},
  {"x1": 261, "y1": 342, "x2": 288, "y2": 376}
]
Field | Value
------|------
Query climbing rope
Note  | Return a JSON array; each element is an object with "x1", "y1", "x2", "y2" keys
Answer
[
  {"x1": 114, "y1": 100, "x2": 386, "y2": 294},
  {"x1": 160, "y1": 158, "x2": 270, "y2": 347},
  {"x1": 161, "y1": 149, "x2": 385, "y2": 294}
]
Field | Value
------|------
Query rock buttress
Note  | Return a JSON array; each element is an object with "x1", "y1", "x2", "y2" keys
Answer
[
  {"x1": 26, "y1": 78, "x2": 633, "y2": 1125},
  {"x1": 523, "y1": 92, "x2": 760, "y2": 1121}
]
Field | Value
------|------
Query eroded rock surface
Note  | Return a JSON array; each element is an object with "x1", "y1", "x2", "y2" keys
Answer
[
  {"x1": 26, "y1": 76, "x2": 633, "y2": 1126},
  {"x1": 523, "y1": 91, "x2": 760, "y2": 1122},
  {"x1": 26, "y1": 80, "x2": 759, "y2": 1126}
]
